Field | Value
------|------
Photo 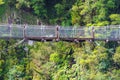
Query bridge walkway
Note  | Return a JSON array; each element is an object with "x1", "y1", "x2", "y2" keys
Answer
[{"x1": 0, "y1": 24, "x2": 120, "y2": 42}]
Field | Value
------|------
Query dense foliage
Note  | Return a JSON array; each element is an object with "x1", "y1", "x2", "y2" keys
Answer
[
  {"x1": 1, "y1": 40, "x2": 120, "y2": 80},
  {"x1": 0, "y1": 0, "x2": 4, "y2": 5},
  {"x1": 0, "y1": 0, "x2": 120, "y2": 26},
  {"x1": 71, "y1": 0, "x2": 120, "y2": 26},
  {"x1": 0, "y1": 39, "x2": 32, "y2": 80},
  {"x1": 0, "y1": 0, "x2": 120, "y2": 80}
]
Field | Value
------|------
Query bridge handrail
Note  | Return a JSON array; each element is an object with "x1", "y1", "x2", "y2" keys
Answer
[{"x1": 0, "y1": 24, "x2": 120, "y2": 41}]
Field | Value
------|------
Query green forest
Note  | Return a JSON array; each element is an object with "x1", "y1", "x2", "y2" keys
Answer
[{"x1": 0, "y1": 0, "x2": 120, "y2": 80}]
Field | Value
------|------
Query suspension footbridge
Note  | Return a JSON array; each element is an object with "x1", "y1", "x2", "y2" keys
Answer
[{"x1": 0, "y1": 24, "x2": 120, "y2": 42}]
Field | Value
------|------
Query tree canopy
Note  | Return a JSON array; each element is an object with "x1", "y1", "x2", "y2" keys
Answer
[
  {"x1": 0, "y1": 0, "x2": 120, "y2": 80},
  {"x1": 71, "y1": 0, "x2": 120, "y2": 26},
  {"x1": 0, "y1": 0, "x2": 120, "y2": 26},
  {"x1": 0, "y1": 0, "x2": 4, "y2": 5}
]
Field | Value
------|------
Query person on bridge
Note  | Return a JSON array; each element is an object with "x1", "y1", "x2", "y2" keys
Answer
[
  {"x1": 37, "y1": 19, "x2": 41, "y2": 25},
  {"x1": 8, "y1": 16, "x2": 13, "y2": 25}
]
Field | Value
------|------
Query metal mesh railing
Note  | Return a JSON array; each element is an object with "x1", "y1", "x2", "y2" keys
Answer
[
  {"x1": 25, "y1": 27, "x2": 56, "y2": 37},
  {"x1": 0, "y1": 25, "x2": 24, "y2": 38},
  {"x1": 59, "y1": 27, "x2": 92, "y2": 38},
  {"x1": 11, "y1": 26, "x2": 24, "y2": 38},
  {"x1": 94, "y1": 26, "x2": 120, "y2": 40},
  {"x1": 0, "y1": 25, "x2": 10, "y2": 37},
  {"x1": 0, "y1": 24, "x2": 120, "y2": 41}
]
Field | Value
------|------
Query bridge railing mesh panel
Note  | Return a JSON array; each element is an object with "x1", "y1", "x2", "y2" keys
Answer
[
  {"x1": 59, "y1": 28, "x2": 92, "y2": 38},
  {"x1": 0, "y1": 25, "x2": 24, "y2": 38},
  {"x1": 94, "y1": 27, "x2": 120, "y2": 40},
  {"x1": 94, "y1": 27, "x2": 107, "y2": 39},
  {"x1": 0, "y1": 25, "x2": 10, "y2": 37},
  {"x1": 107, "y1": 27, "x2": 120, "y2": 40},
  {"x1": 25, "y1": 27, "x2": 56, "y2": 37},
  {"x1": 11, "y1": 26, "x2": 24, "y2": 38}
]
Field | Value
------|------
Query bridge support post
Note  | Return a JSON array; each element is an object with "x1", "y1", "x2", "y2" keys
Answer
[
  {"x1": 92, "y1": 27, "x2": 95, "y2": 40},
  {"x1": 23, "y1": 24, "x2": 27, "y2": 39},
  {"x1": 9, "y1": 24, "x2": 12, "y2": 37},
  {"x1": 56, "y1": 25, "x2": 60, "y2": 41},
  {"x1": 8, "y1": 17, "x2": 12, "y2": 38}
]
